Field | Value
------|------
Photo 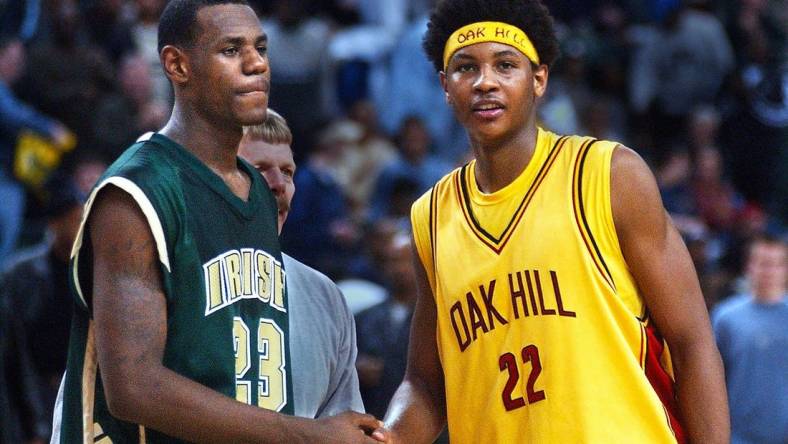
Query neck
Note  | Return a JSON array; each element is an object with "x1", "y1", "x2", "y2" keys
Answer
[
  {"x1": 753, "y1": 287, "x2": 786, "y2": 304},
  {"x1": 471, "y1": 124, "x2": 538, "y2": 193},
  {"x1": 160, "y1": 101, "x2": 243, "y2": 176}
]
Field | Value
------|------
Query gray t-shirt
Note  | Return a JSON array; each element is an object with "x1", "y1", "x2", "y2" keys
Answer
[
  {"x1": 51, "y1": 254, "x2": 363, "y2": 442},
  {"x1": 283, "y1": 253, "x2": 364, "y2": 418}
]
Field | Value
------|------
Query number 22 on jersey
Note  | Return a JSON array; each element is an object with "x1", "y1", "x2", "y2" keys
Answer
[
  {"x1": 233, "y1": 317, "x2": 287, "y2": 411},
  {"x1": 500, "y1": 344, "x2": 546, "y2": 411}
]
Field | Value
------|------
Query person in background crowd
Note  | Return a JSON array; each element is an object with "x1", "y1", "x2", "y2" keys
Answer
[
  {"x1": 369, "y1": 115, "x2": 451, "y2": 221},
  {"x1": 712, "y1": 234, "x2": 788, "y2": 444},
  {"x1": 238, "y1": 108, "x2": 365, "y2": 419},
  {"x1": 93, "y1": 51, "x2": 169, "y2": 160},
  {"x1": 1, "y1": 174, "x2": 84, "y2": 443},
  {"x1": 281, "y1": 121, "x2": 359, "y2": 280},
  {"x1": 0, "y1": 34, "x2": 72, "y2": 264},
  {"x1": 14, "y1": 0, "x2": 113, "y2": 150},
  {"x1": 355, "y1": 232, "x2": 416, "y2": 419}
]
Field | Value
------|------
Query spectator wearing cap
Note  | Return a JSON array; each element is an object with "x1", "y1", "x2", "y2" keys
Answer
[{"x1": 0, "y1": 174, "x2": 84, "y2": 443}]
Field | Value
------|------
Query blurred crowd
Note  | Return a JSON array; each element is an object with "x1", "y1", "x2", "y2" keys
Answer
[{"x1": 0, "y1": 0, "x2": 786, "y2": 442}]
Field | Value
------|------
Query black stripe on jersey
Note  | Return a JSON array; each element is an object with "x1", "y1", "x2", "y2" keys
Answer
[
  {"x1": 458, "y1": 136, "x2": 568, "y2": 250},
  {"x1": 575, "y1": 140, "x2": 616, "y2": 291},
  {"x1": 428, "y1": 187, "x2": 437, "y2": 274}
]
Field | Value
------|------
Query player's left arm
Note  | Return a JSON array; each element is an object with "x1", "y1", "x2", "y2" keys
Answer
[{"x1": 610, "y1": 146, "x2": 729, "y2": 444}]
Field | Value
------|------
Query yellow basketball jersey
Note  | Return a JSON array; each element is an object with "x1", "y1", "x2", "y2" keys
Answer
[{"x1": 411, "y1": 128, "x2": 686, "y2": 443}]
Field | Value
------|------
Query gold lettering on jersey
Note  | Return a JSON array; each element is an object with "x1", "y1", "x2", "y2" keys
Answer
[
  {"x1": 206, "y1": 260, "x2": 224, "y2": 313},
  {"x1": 226, "y1": 251, "x2": 243, "y2": 303},
  {"x1": 452, "y1": 270, "x2": 576, "y2": 351},
  {"x1": 272, "y1": 261, "x2": 285, "y2": 310},
  {"x1": 256, "y1": 251, "x2": 272, "y2": 303},
  {"x1": 241, "y1": 250, "x2": 254, "y2": 296},
  {"x1": 203, "y1": 249, "x2": 286, "y2": 316}
]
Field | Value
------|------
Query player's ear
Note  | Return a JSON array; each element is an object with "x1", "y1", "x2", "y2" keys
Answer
[
  {"x1": 532, "y1": 64, "x2": 549, "y2": 99},
  {"x1": 161, "y1": 45, "x2": 190, "y2": 85},
  {"x1": 439, "y1": 71, "x2": 453, "y2": 105}
]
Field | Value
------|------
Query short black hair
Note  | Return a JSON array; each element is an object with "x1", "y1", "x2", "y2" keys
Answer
[
  {"x1": 423, "y1": 0, "x2": 560, "y2": 72},
  {"x1": 157, "y1": 0, "x2": 251, "y2": 52}
]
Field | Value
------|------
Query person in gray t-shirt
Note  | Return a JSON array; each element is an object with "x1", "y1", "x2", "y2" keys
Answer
[
  {"x1": 50, "y1": 111, "x2": 364, "y2": 442},
  {"x1": 239, "y1": 109, "x2": 365, "y2": 418}
]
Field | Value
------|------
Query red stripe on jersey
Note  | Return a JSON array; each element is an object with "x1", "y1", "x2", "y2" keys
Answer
[{"x1": 644, "y1": 322, "x2": 687, "y2": 444}]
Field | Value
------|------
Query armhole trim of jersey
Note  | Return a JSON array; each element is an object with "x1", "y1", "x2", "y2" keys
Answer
[
  {"x1": 429, "y1": 187, "x2": 437, "y2": 275},
  {"x1": 571, "y1": 139, "x2": 617, "y2": 293},
  {"x1": 71, "y1": 176, "x2": 171, "y2": 308}
]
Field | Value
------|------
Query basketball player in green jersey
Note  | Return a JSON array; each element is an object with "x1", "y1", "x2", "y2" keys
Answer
[
  {"x1": 54, "y1": 0, "x2": 381, "y2": 442},
  {"x1": 373, "y1": 0, "x2": 729, "y2": 443}
]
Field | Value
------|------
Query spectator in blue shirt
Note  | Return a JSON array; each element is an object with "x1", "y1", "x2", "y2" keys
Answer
[
  {"x1": 712, "y1": 234, "x2": 788, "y2": 444},
  {"x1": 0, "y1": 34, "x2": 70, "y2": 263}
]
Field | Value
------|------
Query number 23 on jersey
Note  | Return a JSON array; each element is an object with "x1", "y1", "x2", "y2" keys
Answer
[{"x1": 233, "y1": 317, "x2": 287, "y2": 411}]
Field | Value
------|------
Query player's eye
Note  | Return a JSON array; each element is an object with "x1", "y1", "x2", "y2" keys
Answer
[
  {"x1": 456, "y1": 63, "x2": 476, "y2": 73},
  {"x1": 256, "y1": 45, "x2": 267, "y2": 56},
  {"x1": 222, "y1": 47, "x2": 239, "y2": 56}
]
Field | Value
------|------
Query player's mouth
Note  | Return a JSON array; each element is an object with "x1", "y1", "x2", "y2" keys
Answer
[
  {"x1": 472, "y1": 99, "x2": 505, "y2": 120},
  {"x1": 237, "y1": 79, "x2": 270, "y2": 96}
]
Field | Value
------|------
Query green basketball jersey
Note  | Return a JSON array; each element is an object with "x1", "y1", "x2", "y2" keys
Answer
[{"x1": 58, "y1": 133, "x2": 293, "y2": 443}]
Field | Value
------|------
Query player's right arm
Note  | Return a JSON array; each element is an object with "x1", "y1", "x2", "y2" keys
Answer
[
  {"x1": 90, "y1": 186, "x2": 381, "y2": 443},
  {"x1": 373, "y1": 240, "x2": 446, "y2": 443}
]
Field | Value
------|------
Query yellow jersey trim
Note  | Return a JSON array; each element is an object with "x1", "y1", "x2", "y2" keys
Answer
[
  {"x1": 457, "y1": 135, "x2": 569, "y2": 254},
  {"x1": 571, "y1": 139, "x2": 617, "y2": 292}
]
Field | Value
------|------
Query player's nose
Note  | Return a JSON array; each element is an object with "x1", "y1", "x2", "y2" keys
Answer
[{"x1": 473, "y1": 63, "x2": 500, "y2": 92}]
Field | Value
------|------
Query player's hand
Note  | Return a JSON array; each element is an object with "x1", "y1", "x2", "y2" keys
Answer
[
  {"x1": 370, "y1": 424, "x2": 392, "y2": 443},
  {"x1": 311, "y1": 411, "x2": 385, "y2": 443}
]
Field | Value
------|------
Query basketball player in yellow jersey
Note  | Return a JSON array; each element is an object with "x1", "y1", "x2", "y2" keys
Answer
[{"x1": 370, "y1": 1, "x2": 730, "y2": 443}]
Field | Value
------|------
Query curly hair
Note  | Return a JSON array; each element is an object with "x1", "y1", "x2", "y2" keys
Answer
[{"x1": 423, "y1": 0, "x2": 560, "y2": 72}]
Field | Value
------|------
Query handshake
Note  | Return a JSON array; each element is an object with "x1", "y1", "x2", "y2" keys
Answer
[{"x1": 292, "y1": 411, "x2": 391, "y2": 444}]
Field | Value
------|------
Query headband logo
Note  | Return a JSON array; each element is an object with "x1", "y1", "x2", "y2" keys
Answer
[
  {"x1": 456, "y1": 27, "x2": 486, "y2": 43},
  {"x1": 443, "y1": 21, "x2": 540, "y2": 70},
  {"x1": 496, "y1": 27, "x2": 526, "y2": 46}
]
